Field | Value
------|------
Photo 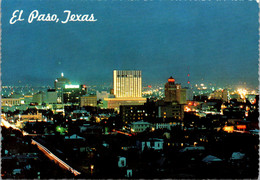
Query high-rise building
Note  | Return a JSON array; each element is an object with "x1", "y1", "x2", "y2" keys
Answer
[
  {"x1": 113, "y1": 70, "x2": 142, "y2": 98},
  {"x1": 32, "y1": 91, "x2": 45, "y2": 105},
  {"x1": 54, "y1": 73, "x2": 71, "y2": 90},
  {"x1": 54, "y1": 73, "x2": 71, "y2": 103},
  {"x1": 104, "y1": 70, "x2": 146, "y2": 111},
  {"x1": 165, "y1": 76, "x2": 179, "y2": 103},
  {"x1": 46, "y1": 89, "x2": 58, "y2": 104},
  {"x1": 63, "y1": 84, "x2": 87, "y2": 105},
  {"x1": 185, "y1": 88, "x2": 194, "y2": 101},
  {"x1": 164, "y1": 76, "x2": 187, "y2": 104}
]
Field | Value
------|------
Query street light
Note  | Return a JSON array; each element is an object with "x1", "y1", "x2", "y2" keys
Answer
[{"x1": 90, "y1": 165, "x2": 94, "y2": 175}]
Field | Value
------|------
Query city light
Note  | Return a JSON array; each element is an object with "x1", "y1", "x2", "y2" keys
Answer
[
  {"x1": 223, "y1": 126, "x2": 234, "y2": 133},
  {"x1": 237, "y1": 88, "x2": 248, "y2": 99},
  {"x1": 56, "y1": 126, "x2": 67, "y2": 134},
  {"x1": 65, "y1": 85, "x2": 80, "y2": 89},
  {"x1": 237, "y1": 125, "x2": 246, "y2": 130},
  {"x1": 1, "y1": 1, "x2": 259, "y2": 178},
  {"x1": 184, "y1": 106, "x2": 191, "y2": 112}
]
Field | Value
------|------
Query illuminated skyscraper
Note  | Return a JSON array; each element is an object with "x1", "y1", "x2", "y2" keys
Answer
[
  {"x1": 113, "y1": 70, "x2": 142, "y2": 98},
  {"x1": 54, "y1": 73, "x2": 71, "y2": 103},
  {"x1": 164, "y1": 76, "x2": 187, "y2": 104},
  {"x1": 63, "y1": 84, "x2": 87, "y2": 105},
  {"x1": 105, "y1": 70, "x2": 146, "y2": 111},
  {"x1": 54, "y1": 73, "x2": 71, "y2": 90},
  {"x1": 165, "y1": 76, "x2": 180, "y2": 103}
]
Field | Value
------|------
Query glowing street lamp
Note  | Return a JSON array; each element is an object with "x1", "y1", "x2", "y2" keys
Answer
[{"x1": 90, "y1": 165, "x2": 94, "y2": 175}]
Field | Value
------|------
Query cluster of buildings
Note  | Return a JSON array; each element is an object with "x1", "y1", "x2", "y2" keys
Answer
[
  {"x1": 1, "y1": 70, "x2": 191, "y2": 113},
  {"x1": 1, "y1": 69, "x2": 259, "y2": 179},
  {"x1": 1, "y1": 70, "x2": 258, "y2": 134}
]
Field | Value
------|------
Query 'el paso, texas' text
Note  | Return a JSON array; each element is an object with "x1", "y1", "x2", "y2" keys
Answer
[{"x1": 10, "y1": 10, "x2": 97, "y2": 24}]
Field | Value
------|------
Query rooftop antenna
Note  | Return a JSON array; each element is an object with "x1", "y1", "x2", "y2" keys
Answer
[{"x1": 187, "y1": 66, "x2": 190, "y2": 88}]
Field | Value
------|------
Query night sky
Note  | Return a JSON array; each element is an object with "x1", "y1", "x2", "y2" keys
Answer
[{"x1": 2, "y1": 0, "x2": 259, "y2": 88}]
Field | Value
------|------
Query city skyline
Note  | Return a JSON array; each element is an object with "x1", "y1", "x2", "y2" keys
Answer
[
  {"x1": 1, "y1": 1, "x2": 259, "y2": 178},
  {"x1": 1, "y1": 70, "x2": 258, "y2": 91},
  {"x1": 2, "y1": 1, "x2": 259, "y2": 89}
]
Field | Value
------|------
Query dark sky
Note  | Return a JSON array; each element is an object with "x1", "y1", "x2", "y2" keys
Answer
[{"x1": 2, "y1": 0, "x2": 259, "y2": 88}]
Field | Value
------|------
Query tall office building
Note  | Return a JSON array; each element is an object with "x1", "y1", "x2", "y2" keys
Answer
[
  {"x1": 159, "y1": 76, "x2": 186, "y2": 120},
  {"x1": 63, "y1": 84, "x2": 87, "y2": 105},
  {"x1": 54, "y1": 73, "x2": 71, "y2": 90},
  {"x1": 165, "y1": 76, "x2": 180, "y2": 103},
  {"x1": 113, "y1": 70, "x2": 142, "y2": 98},
  {"x1": 54, "y1": 73, "x2": 71, "y2": 103},
  {"x1": 32, "y1": 91, "x2": 45, "y2": 105},
  {"x1": 164, "y1": 76, "x2": 187, "y2": 104},
  {"x1": 104, "y1": 70, "x2": 146, "y2": 111},
  {"x1": 46, "y1": 89, "x2": 58, "y2": 104}
]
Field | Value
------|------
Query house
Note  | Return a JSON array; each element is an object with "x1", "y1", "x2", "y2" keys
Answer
[
  {"x1": 137, "y1": 138, "x2": 164, "y2": 151},
  {"x1": 130, "y1": 121, "x2": 151, "y2": 133},
  {"x1": 179, "y1": 146, "x2": 205, "y2": 152},
  {"x1": 118, "y1": 156, "x2": 127, "y2": 168},
  {"x1": 79, "y1": 124, "x2": 103, "y2": 135},
  {"x1": 202, "y1": 155, "x2": 222, "y2": 164},
  {"x1": 154, "y1": 122, "x2": 171, "y2": 130},
  {"x1": 64, "y1": 134, "x2": 85, "y2": 140},
  {"x1": 125, "y1": 169, "x2": 132, "y2": 178},
  {"x1": 230, "y1": 152, "x2": 245, "y2": 160},
  {"x1": 230, "y1": 152, "x2": 246, "y2": 166},
  {"x1": 12, "y1": 169, "x2": 22, "y2": 175}
]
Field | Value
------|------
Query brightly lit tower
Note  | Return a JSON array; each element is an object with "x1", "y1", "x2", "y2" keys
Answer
[{"x1": 54, "y1": 73, "x2": 71, "y2": 103}]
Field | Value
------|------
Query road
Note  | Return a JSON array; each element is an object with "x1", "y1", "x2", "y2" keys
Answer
[
  {"x1": 112, "y1": 129, "x2": 133, "y2": 136},
  {"x1": 31, "y1": 139, "x2": 81, "y2": 176},
  {"x1": 1, "y1": 116, "x2": 29, "y2": 135},
  {"x1": 1, "y1": 115, "x2": 81, "y2": 176}
]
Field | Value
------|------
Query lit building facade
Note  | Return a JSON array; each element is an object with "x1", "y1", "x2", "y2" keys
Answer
[
  {"x1": 120, "y1": 105, "x2": 146, "y2": 123},
  {"x1": 130, "y1": 121, "x2": 151, "y2": 133},
  {"x1": 105, "y1": 70, "x2": 146, "y2": 111},
  {"x1": 54, "y1": 73, "x2": 71, "y2": 103},
  {"x1": 164, "y1": 76, "x2": 187, "y2": 104},
  {"x1": 14, "y1": 111, "x2": 43, "y2": 121},
  {"x1": 80, "y1": 95, "x2": 97, "y2": 107},
  {"x1": 104, "y1": 97, "x2": 146, "y2": 112},
  {"x1": 120, "y1": 100, "x2": 157, "y2": 123},
  {"x1": 54, "y1": 73, "x2": 71, "y2": 90},
  {"x1": 63, "y1": 84, "x2": 87, "y2": 105},
  {"x1": 113, "y1": 70, "x2": 142, "y2": 98},
  {"x1": 1, "y1": 98, "x2": 21, "y2": 106},
  {"x1": 209, "y1": 89, "x2": 228, "y2": 102},
  {"x1": 96, "y1": 91, "x2": 110, "y2": 101},
  {"x1": 158, "y1": 103, "x2": 184, "y2": 120}
]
